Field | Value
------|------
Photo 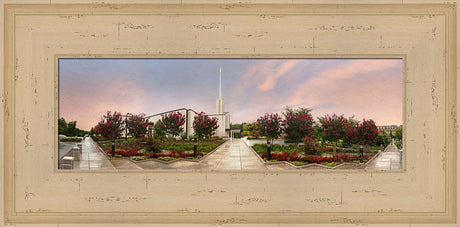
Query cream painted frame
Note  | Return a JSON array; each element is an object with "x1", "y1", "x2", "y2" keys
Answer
[{"x1": 1, "y1": 2, "x2": 457, "y2": 225}]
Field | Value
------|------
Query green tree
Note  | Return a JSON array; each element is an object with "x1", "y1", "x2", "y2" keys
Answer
[
  {"x1": 312, "y1": 123, "x2": 324, "y2": 142},
  {"x1": 153, "y1": 120, "x2": 166, "y2": 140},
  {"x1": 395, "y1": 126, "x2": 403, "y2": 140},
  {"x1": 377, "y1": 131, "x2": 391, "y2": 148},
  {"x1": 58, "y1": 118, "x2": 67, "y2": 135},
  {"x1": 282, "y1": 107, "x2": 314, "y2": 146},
  {"x1": 242, "y1": 122, "x2": 260, "y2": 138},
  {"x1": 67, "y1": 121, "x2": 77, "y2": 136},
  {"x1": 193, "y1": 112, "x2": 219, "y2": 140},
  {"x1": 58, "y1": 117, "x2": 88, "y2": 137},
  {"x1": 230, "y1": 123, "x2": 243, "y2": 130}
]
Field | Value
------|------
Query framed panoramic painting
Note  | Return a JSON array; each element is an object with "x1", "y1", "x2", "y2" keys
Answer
[
  {"x1": 1, "y1": 1, "x2": 457, "y2": 226},
  {"x1": 58, "y1": 58, "x2": 403, "y2": 171}
]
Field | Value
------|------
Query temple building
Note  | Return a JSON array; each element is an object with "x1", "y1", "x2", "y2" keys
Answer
[
  {"x1": 377, "y1": 125, "x2": 401, "y2": 134},
  {"x1": 146, "y1": 68, "x2": 230, "y2": 138}
]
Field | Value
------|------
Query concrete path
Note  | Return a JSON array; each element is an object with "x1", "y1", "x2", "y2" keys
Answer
[
  {"x1": 181, "y1": 138, "x2": 267, "y2": 170},
  {"x1": 365, "y1": 142, "x2": 402, "y2": 170},
  {"x1": 75, "y1": 137, "x2": 116, "y2": 170},
  {"x1": 155, "y1": 139, "x2": 266, "y2": 170}
]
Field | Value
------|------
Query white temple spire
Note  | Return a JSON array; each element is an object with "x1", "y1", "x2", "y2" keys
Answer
[
  {"x1": 219, "y1": 67, "x2": 222, "y2": 99},
  {"x1": 216, "y1": 67, "x2": 224, "y2": 114}
]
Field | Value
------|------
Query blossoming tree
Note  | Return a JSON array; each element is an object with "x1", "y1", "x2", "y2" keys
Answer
[
  {"x1": 94, "y1": 111, "x2": 124, "y2": 140},
  {"x1": 125, "y1": 113, "x2": 151, "y2": 138},
  {"x1": 256, "y1": 113, "x2": 283, "y2": 160},
  {"x1": 193, "y1": 112, "x2": 219, "y2": 140},
  {"x1": 161, "y1": 111, "x2": 185, "y2": 139},
  {"x1": 342, "y1": 116, "x2": 360, "y2": 146},
  {"x1": 355, "y1": 119, "x2": 379, "y2": 148},
  {"x1": 94, "y1": 111, "x2": 124, "y2": 156},
  {"x1": 283, "y1": 107, "x2": 314, "y2": 147},
  {"x1": 318, "y1": 114, "x2": 349, "y2": 156}
]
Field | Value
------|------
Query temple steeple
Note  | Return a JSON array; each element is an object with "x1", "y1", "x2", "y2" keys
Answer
[
  {"x1": 219, "y1": 67, "x2": 222, "y2": 99},
  {"x1": 216, "y1": 67, "x2": 224, "y2": 114}
]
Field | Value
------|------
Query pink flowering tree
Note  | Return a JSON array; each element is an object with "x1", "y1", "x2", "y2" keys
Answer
[
  {"x1": 193, "y1": 112, "x2": 219, "y2": 140},
  {"x1": 318, "y1": 114, "x2": 349, "y2": 156},
  {"x1": 282, "y1": 107, "x2": 314, "y2": 147},
  {"x1": 355, "y1": 119, "x2": 379, "y2": 147},
  {"x1": 161, "y1": 111, "x2": 185, "y2": 139},
  {"x1": 343, "y1": 123, "x2": 358, "y2": 145},
  {"x1": 256, "y1": 113, "x2": 283, "y2": 160},
  {"x1": 125, "y1": 113, "x2": 151, "y2": 138},
  {"x1": 94, "y1": 111, "x2": 124, "y2": 140},
  {"x1": 342, "y1": 116, "x2": 360, "y2": 146},
  {"x1": 256, "y1": 113, "x2": 283, "y2": 143}
]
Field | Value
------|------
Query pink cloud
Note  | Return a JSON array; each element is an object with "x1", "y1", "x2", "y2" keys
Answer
[
  {"x1": 256, "y1": 60, "x2": 301, "y2": 91},
  {"x1": 287, "y1": 59, "x2": 402, "y2": 125}
]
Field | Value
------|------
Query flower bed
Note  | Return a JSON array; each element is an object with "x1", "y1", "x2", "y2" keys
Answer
[
  {"x1": 259, "y1": 152, "x2": 370, "y2": 163},
  {"x1": 106, "y1": 149, "x2": 205, "y2": 161},
  {"x1": 99, "y1": 138, "x2": 225, "y2": 162},
  {"x1": 252, "y1": 143, "x2": 373, "y2": 166}
]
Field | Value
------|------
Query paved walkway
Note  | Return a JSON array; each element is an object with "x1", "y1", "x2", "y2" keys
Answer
[
  {"x1": 66, "y1": 137, "x2": 115, "y2": 170},
  {"x1": 61, "y1": 137, "x2": 404, "y2": 171},
  {"x1": 365, "y1": 142, "x2": 402, "y2": 170},
  {"x1": 136, "y1": 139, "x2": 267, "y2": 170},
  {"x1": 190, "y1": 138, "x2": 267, "y2": 170}
]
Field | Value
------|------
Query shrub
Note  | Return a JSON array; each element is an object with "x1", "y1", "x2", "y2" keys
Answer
[
  {"x1": 180, "y1": 133, "x2": 188, "y2": 141},
  {"x1": 60, "y1": 137, "x2": 82, "y2": 142},
  {"x1": 303, "y1": 135, "x2": 316, "y2": 155},
  {"x1": 145, "y1": 137, "x2": 162, "y2": 153},
  {"x1": 260, "y1": 151, "x2": 371, "y2": 164},
  {"x1": 153, "y1": 120, "x2": 166, "y2": 140}
]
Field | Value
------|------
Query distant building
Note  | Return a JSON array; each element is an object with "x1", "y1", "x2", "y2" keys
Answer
[
  {"x1": 377, "y1": 125, "x2": 401, "y2": 133},
  {"x1": 146, "y1": 108, "x2": 197, "y2": 138},
  {"x1": 146, "y1": 68, "x2": 230, "y2": 138}
]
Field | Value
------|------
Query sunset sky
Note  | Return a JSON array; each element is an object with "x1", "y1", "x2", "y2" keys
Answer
[{"x1": 59, "y1": 58, "x2": 403, "y2": 131}]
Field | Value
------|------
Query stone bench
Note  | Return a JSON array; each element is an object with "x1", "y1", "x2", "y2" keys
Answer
[{"x1": 61, "y1": 156, "x2": 74, "y2": 169}]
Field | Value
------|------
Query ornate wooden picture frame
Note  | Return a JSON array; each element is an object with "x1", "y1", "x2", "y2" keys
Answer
[{"x1": 1, "y1": 2, "x2": 457, "y2": 225}]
